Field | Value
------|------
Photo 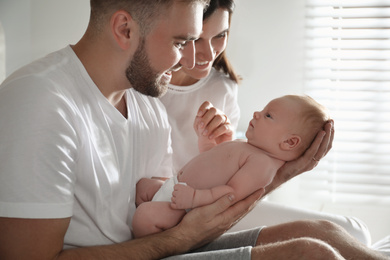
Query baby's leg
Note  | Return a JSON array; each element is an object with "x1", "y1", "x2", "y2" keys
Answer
[
  {"x1": 136, "y1": 178, "x2": 165, "y2": 206},
  {"x1": 132, "y1": 201, "x2": 186, "y2": 238}
]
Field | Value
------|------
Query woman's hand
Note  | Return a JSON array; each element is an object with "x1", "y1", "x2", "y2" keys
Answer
[
  {"x1": 194, "y1": 101, "x2": 234, "y2": 144},
  {"x1": 264, "y1": 120, "x2": 335, "y2": 195}
]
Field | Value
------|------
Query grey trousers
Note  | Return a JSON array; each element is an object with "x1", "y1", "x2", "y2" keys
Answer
[{"x1": 162, "y1": 227, "x2": 263, "y2": 260}]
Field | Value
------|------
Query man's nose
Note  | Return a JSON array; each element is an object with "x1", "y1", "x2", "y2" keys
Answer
[
  {"x1": 197, "y1": 40, "x2": 214, "y2": 62},
  {"x1": 178, "y1": 41, "x2": 196, "y2": 69}
]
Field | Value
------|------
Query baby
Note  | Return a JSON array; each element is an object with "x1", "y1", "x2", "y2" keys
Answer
[{"x1": 132, "y1": 95, "x2": 330, "y2": 238}]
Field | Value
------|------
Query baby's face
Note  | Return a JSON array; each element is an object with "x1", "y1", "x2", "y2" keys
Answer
[{"x1": 245, "y1": 97, "x2": 299, "y2": 150}]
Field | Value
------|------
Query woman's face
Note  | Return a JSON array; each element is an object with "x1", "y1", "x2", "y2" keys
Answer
[{"x1": 173, "y1": 8, "x2": 230, "y2": 83}]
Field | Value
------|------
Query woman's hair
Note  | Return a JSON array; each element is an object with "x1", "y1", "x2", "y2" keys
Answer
[{"x1": 204, "y1": 0, "x2": 242, "y2": 84}]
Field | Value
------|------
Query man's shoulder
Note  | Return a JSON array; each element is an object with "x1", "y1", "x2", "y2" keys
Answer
[
  {"x1": 1, "y1": 46, "x2": 86, "y2": 103},
  {"x1": 1, "y1": 47, "x2": 76, "y2": 90}
]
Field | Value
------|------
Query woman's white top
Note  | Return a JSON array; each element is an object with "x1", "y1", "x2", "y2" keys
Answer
[{"x1": 160, "y1": 68, "x2": 240, "y2": 173}]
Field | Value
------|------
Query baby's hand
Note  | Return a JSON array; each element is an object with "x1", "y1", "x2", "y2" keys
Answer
[{"x1": 171, "y1": 184, "x2": 195, "y2": 210}]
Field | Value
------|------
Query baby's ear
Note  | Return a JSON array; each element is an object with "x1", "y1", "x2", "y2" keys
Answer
[{"x1": 281, "y1": 135, "x2": 301, "y2": 151}]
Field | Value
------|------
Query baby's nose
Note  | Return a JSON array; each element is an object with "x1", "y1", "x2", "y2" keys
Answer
[{"x1": 253, "y1": 111, "x2": 261, "y2": 119}]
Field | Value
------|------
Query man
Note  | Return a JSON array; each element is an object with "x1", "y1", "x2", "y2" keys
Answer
[{"x1": 0, "y1": 1, "x2": 387, "y2": 259}]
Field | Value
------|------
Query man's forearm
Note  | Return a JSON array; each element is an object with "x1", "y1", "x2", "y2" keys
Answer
[
  {"x1": 58, "y1": 191, "x2": 262, "y2": 260},
  {"x1": 58, "y1": 227, "x2": 192, "y2": 260},
  {"x1": 263, "y1": 166, "x2": 296, "y2": 197}
]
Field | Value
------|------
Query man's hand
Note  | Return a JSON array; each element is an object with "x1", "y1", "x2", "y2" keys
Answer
[
  {"x1": 174, "y1": 188, "x2": 265, "y2": 251},
  {"x1": 264, "y1": 120, "x2": 334, "y2": 195}
]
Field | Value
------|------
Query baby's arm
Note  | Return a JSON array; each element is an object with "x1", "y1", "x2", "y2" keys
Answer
[
  {"x1": 171, "y1": 154, "x2": 278, "y2": 209},
  {"x1": 171, "y1": 183, "x2": 235, "y2": 209},
  {"x1": 226, "y1": 155, "x2": 278, "y2": 201}
]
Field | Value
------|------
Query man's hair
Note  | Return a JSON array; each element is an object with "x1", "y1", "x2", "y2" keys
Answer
[{"x1": 89, "y1": 0, "x2": 210, "y2": 36}]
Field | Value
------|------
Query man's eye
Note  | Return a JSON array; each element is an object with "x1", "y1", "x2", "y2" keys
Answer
[
  {"x1": 216, "y1": 32, "x2": 227, "y2": 38},
  {"x1": 175, "y1": 42, "x2": 187, "y2": 50},
  {"x1": 266, "y1": 113, "x2": 272, "y2": 118}
]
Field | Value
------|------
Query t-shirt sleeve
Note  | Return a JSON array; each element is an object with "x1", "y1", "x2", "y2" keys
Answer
[{"x1": 0, "y1": 76, "x2": 79, "y2": 218}]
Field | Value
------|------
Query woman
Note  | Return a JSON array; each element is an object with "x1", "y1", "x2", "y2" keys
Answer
[{"x1": 160, "y1": 0, "x2": 239, "y2": 173}]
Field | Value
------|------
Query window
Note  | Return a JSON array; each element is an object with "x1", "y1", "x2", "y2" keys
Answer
[
  {"x1": 0, "y1": 22, "x2": 5, "y2": 83},
  {"x1": 300, "y1": 0, "x2": 390, "y2": 206}
]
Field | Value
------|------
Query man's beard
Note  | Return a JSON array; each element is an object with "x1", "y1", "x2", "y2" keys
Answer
[{"x1": 126, "y1": 39, "x2": 168, "y2": 97}]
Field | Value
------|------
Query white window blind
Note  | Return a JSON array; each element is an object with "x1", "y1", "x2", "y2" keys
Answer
[
  {"x1": 0, "y1": 23, "x2": 5, "y2": 83},
  {"x1": 301, "y1": 0, "x2": 390, "y2": 206}
]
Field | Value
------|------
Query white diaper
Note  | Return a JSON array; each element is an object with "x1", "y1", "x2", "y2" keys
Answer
[{"x1": 152, "y1": 176, "x2": 187, "y2": 202}]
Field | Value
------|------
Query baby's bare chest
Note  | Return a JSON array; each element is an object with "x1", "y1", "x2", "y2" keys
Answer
[{"x1": 178, "y1": 142, "x2": 251, "y2": 189}]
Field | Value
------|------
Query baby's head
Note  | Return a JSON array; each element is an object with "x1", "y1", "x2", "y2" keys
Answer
[{"x1": 246, "y1": 95, "x2": 330, "y2": 161}]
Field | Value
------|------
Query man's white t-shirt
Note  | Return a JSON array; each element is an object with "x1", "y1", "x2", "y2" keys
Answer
[
  {"x1": 0, "y1": 46, "x2": 172, "y2": 247},
  {"x1": 160, "y1": 68, "x2": 240, "y2": 173}
]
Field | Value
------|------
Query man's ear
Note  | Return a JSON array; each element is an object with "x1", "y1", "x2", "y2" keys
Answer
[
  {"x1": 110, "y1": 10, "x2": 135, "y2": 50},
  {"x1": 281, "y1": 135, "x2": 301, "y2": 151}
]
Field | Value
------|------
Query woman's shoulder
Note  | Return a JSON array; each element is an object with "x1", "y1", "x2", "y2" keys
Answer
[
  {"x1": 208, "y1": 68, "x2": 235, "y2": 81},
  {"x1": 204, "y1": 68, "x2": 238, "y2": 89}
]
